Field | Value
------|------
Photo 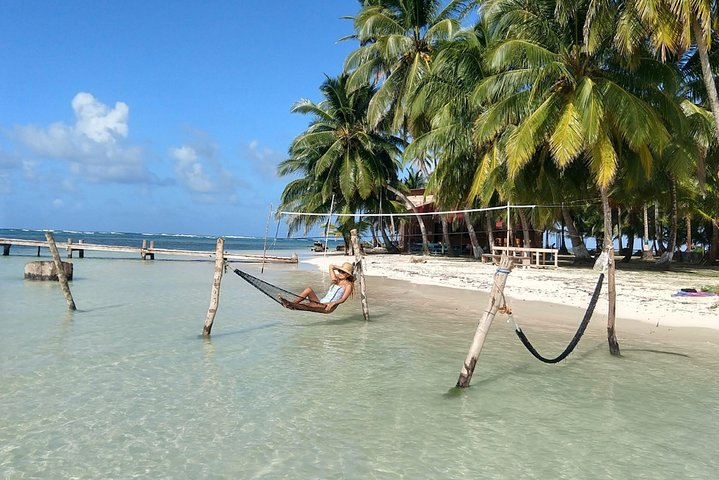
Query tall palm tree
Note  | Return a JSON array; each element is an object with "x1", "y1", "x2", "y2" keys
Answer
[
  {"x1": 277, "y1": 74, "x2": 402, "y2": 240},
  {"x1": 472, "y1": 0, "x2": 678, "y2": 355},
  {"x1": 586, "y1": 0, "x2": 719, "y2": 141},
  {"x1": 344, "y1": 0, "x2": 469, "y2": 131}
]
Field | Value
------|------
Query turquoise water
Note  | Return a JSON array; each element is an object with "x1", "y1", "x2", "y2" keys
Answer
[{"x1": 1, "y1": 253, "x2": 718, "y2": 479}]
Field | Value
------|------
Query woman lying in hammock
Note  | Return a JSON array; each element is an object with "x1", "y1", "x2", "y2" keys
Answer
[{"x1": 279, "y1": 262, "x2": 355, "y2": 313}]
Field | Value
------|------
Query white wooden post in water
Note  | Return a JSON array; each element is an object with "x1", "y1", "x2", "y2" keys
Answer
[
  {"x1": 203, "y1": 237, "x2": 225, "y2": 336},
  {"x1": 456, "y1": 255, "x2": 513, "y2": 388},
  {"x1": 350, "y1": 229, "x2": 370, "y2": 321},
  {"x1": 45, "y1": 231, "x2": 77, "y2": 311}
]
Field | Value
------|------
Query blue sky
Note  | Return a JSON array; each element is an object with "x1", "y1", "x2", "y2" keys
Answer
[{"x1": 0, "y1": 0, "x2": 359, "y2": 236}]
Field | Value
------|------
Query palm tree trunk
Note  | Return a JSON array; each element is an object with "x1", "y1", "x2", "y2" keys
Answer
[
  {"x1": 601, "y1": 187, "x2": 620, "y2": 356},
  {"x1": 685, "y1": 215, "x2": 692, "y2": 252},
  {"x1": 485, "y1": 214, "x2": 495, "y2": 252},
  {"x1": 558, "y1": 212, "x2": 569, "y2": 254},
  {"x1": 622, "y1": 231, "x2": 634, "y2": 263},
  {"x1": 379, "y1": 219, "x2": 399, "y2": 253},
  {"x1": 642, "y1": 202, "x2": 653, "y2": 259},
  {"x1": 561, "y1": 205, "x2": 592, "y2": 261},
  {"x1": 386, "y1": 184, "x2": 430, "y2": 255},
  {"x1": 692, "y1": 16, "x2": 719, "y2": 141},
  {"x1": 466, "y1": 219, "x2": 481, "y2": 259},
  {"x1": 518, "y1": 209, "x2": 531, "y2": 248},
  {"x1": 669, "y1": 179, "x2": 678, "y2": 252},
  {"x1": 617, "y1": 206, "x2": 623, "y2": 253},
  {"x1": 709, "y1": 218, "x2": 719, "y2": 263},
  {"x1": 657, "y1": 177, "x2": 678, "y2": 267},
  {"x1": 654, "y1": 201, "x2": 665, "y2": 254},
  {"x1": 441, "y1": 215, "x2": 454, "y2": 256},
  {"x1": 370, "y1": 224, "x2": 379, "y2": 247}
]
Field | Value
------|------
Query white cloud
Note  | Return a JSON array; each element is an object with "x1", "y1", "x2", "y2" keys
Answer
[
  {"x1": 52, "y1": 198, "x2": 64, "y2": 208},
  {"x1": 169, "y1": 130, "x2": 247, "y2": 199},
  {"x1": 245, "y1": 139, "x2": 283, "y2": 178},
  {"x1": 10, "y1": 92, "x2": 153, "y2": 184},
  {"x1": 170, "y1": 145, "x2": 217, "y2": 193},
  {"x1": 72, "y1": 92, "x2": 128, "y2": 143}
]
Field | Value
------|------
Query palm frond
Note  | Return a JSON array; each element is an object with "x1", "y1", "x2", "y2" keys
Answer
[{"x1": 549, "y1": 101, "x2": 585, "y2": 168}]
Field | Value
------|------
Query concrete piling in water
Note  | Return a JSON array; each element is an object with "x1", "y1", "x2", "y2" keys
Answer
[{"x1": 24, "y1": 260, "x2": 73, "y2": 280}]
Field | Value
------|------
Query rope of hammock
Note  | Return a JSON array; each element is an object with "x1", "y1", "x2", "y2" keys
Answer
[{"x1": 506, "y1": 273, "x2": 605, "y2": 363}]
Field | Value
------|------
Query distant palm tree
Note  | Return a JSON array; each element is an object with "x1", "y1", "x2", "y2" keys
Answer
[
  {"x1": 344, "y1": 0, "x2": 468, "y2": 131},
  {"x1": 277, "y1": 74, "x2": 401, "y2": 242},
  {"x1": 403, "y1": 167, "x2": 426, "y2": 189}
]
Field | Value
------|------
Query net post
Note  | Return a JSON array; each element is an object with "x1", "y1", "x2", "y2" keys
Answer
[
  {"x1": 455, "y1": 255, "x2": 513, "y2": 388},
  {"x1": 203, "y1": 237, "x2": 225, "y2": 336},
  {"x1": 261, "y1": 204, "x2": 272, "y2": 274},
  {"x1": 350, "y1": 229, "x2": 369, "y2": 321}
]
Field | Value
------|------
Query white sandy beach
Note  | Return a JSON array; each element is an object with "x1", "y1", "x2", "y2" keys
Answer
[{"x1": 303, "y1": 252, "x2": 719, "y2": 332}]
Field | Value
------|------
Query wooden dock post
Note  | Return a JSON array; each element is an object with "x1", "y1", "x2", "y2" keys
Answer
[
  {"x1": 456, "y1": 255, "x2": 513, "y2": 388},
  {"x1": 203, "y1": 237, "x2": 225, "y2": 336},
  {"x1": 44, "y1": 231, "x2": 77, "y2": 311},
  {"x1": 141, "y1": 239, "x2": 155, "y2": 260},
  {"x1": 350, "y1": 229, "x2": 369, "y2": 321},
  {"x1": 67, "y1": 238, "x2": 73, "y2": 258},
  {"x1": 78, "y1": 239, "x2": 84, "y2": 258}
]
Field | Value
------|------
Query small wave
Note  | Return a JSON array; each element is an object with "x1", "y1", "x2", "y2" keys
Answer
[{"x1": 60, "y1": 230, "x2": 96, "y2": 235}]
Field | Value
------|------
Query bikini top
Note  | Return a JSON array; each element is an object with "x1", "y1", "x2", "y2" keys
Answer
[{"x1": 320, "y1": 284, "x2": 345, "y2": 303}]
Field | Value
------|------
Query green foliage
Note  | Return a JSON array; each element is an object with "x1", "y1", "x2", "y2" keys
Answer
[
  {"x1": 277, "y1": 74, "x2": 401, "y2": 235},
  {"x1": 282, "y1": 0, "x2": 719, "y2": 250}
]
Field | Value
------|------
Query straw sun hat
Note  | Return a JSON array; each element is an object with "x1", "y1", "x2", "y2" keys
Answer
[{"x1": 335, "y1": 262, "x2": 355, "y2": 277}]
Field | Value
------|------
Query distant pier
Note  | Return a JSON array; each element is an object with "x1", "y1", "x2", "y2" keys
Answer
[{"x1": 0, "y1": 237, "x2": 297, "y2": 263}]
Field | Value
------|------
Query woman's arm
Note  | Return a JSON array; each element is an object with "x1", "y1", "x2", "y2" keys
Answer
[{"x1": 328, "y1": 264, "x2": 338, "y2": 282}]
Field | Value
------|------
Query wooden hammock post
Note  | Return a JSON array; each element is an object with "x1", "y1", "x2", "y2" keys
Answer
[
  {"x1": 350, "y1": 229, "x2": 370, "y2": 321},
  {"x1": 45, "y1": 231, "x2": 77, "y2": 311},
  {"x1": 203, "y1": 237, "x2": 225, "y2": 336},
  {"x1": 456, "y1": 255, "x2": 513, "y2": 388}
]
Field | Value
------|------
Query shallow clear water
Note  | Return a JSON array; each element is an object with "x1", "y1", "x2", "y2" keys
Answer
[{"x1": 1, "y1": 253, "x2": 718, "y2": 479}]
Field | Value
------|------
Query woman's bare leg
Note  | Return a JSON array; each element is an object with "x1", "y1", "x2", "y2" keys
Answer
[{"x1": 293, "y1": 287, "x2": 320, "y2": 304}]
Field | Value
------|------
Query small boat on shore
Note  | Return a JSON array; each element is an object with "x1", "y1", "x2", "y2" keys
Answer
[{"x1": 310, "y1": 240, "x2": 325, "y2": 252}]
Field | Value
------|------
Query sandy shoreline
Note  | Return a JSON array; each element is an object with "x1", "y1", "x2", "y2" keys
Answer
[{"x1": 301, "y1": 252, "x2": 719, "y2": 335}]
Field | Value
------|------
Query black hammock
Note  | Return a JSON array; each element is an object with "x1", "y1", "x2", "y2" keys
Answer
[
  {"x1": 231, "y1": 268, "x2": 337, "y2": 314},
  {"x1": 513, "y1": 273, "x2": 604, "y2": 364}
]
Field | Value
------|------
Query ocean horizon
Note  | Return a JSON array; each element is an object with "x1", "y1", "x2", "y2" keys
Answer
[{"x1": 0, "y1": 228, "x2": 340, "y2": 259}]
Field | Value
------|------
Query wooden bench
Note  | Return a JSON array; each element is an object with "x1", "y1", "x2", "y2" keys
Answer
[{"x1": 491, "y1": 246, "x2": 559, "y2": 268}]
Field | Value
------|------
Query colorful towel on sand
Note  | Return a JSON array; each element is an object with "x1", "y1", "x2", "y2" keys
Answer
[{"x1": 672, "y1": 291, "x2": 718, "y2": 297}]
